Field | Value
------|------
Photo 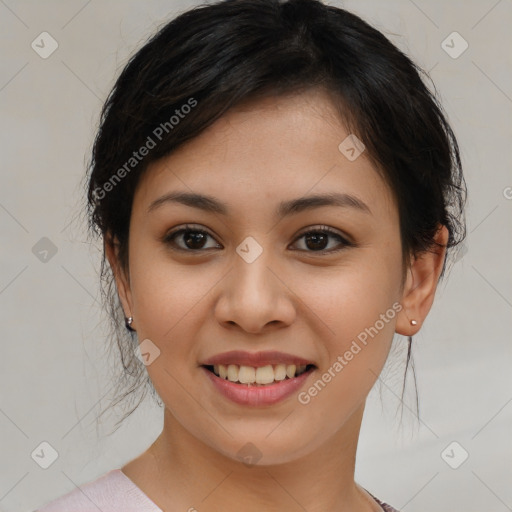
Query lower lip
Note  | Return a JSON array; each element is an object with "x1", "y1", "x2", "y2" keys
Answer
[{"x1": 202, "y1": 366, "x2": 314, "y2": 406}]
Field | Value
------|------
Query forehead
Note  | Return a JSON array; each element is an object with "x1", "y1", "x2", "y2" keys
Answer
[{"x1": 133, "y1": 90, "x2": 397, "y2": 222}]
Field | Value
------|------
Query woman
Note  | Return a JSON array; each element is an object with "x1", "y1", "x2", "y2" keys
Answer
[{"x1": 36, "y1": 0, "x2": 466, "y2": 510}]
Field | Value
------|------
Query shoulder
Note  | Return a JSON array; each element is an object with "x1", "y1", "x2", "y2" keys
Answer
[{"x1": 34, "y1": 469, "x2": 162, "y2": 512}]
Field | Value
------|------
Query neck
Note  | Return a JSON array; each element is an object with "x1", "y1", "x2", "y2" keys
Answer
[{"x1": 125, "y1": 402, "x2": 380, "y2": 512}]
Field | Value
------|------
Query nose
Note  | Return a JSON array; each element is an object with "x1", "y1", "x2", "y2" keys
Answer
[{"x1": 214, "y1": 248, "x2": 296, "y2": 334}]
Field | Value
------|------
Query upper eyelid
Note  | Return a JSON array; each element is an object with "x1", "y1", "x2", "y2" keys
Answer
[{"x1": 294, "y1": 224, "x2": 347, "y2": 238}]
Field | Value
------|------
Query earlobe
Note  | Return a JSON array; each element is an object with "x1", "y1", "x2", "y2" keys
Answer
[
  {"x1": 104, "y1": 234, "x2": 134, "y2": 325},
  {"x1": 395, "y1": 225, "x2": 449, "y2": 336}
]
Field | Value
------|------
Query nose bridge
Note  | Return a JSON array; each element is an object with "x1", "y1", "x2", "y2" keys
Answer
[
  {"x1": 231, "y1": 240, "x2": 278, "y2": 306},
  {"x1": 216, "y1": 237, "x2": 295, "y2": 331}
]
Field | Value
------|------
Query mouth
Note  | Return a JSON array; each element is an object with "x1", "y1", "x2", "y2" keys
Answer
[
  {"x1": 200, "y1": 350, "x2": 317, "y2": 405},
  {"x1": 202, "y1": 363, "x2": 316, "y2": 386}
]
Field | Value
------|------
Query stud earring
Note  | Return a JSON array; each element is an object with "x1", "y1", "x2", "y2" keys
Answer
[
  {"x1": 125, "y1": 316, "x2": 136, "y2": 332},
  {"x1": 410, "y1": 319, "x2": 418, "y2": 326}
]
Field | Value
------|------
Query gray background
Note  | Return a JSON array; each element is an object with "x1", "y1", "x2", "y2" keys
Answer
[{"x1": 1, "y1": 0, "x2": 511, "y2": 511}]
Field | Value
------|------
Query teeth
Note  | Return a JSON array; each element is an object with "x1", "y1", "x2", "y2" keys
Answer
[
  {"x1": 274, "y1": 364, "x2": 287, "y2": 381},
  {"x1": 227, "y1": 364, "x2": 239, "y2": 382},
  {"x1": 238, "y1": 366, "x2": 256, "y2": 384},
  {"x1": 211, "y1": 363, "x2": 310, "y2": 384},
  {"x1": 255, "y1": 365, "x2": 275, "y2": 384},
  {"x1": 286, "y1": 364, "x2": 296, "y2": 379}
]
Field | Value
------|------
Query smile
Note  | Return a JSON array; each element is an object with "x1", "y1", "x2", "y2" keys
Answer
[{"x1": 201, "y1": 364, "x2": 316, "y2": 406}]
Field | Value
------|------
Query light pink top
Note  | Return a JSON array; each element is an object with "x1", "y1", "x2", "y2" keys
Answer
[
  {"x1": 36, "y1": 470, "x2": 162, "y2": 512},
  {"x1": 35, "y1": 469, "x2": 400, "y2": 511}
]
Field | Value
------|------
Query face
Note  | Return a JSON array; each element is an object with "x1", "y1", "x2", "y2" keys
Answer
[{"x1": 109, "y1": 90, "x2": 427, "y2": 465}]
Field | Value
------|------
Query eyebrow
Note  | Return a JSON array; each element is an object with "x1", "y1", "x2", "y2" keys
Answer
[{"x1": 147, "y1": 191, "x2": 372, "y2": 217}]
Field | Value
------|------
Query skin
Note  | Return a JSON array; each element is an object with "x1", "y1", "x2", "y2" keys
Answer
[{"x1": 106, "y1": 89, "x2": 448, "y2": 512}]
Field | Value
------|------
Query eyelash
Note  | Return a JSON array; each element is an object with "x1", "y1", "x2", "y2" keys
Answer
[{"x1": 162, "y1": 224, "x2": 354, "y2": 255}]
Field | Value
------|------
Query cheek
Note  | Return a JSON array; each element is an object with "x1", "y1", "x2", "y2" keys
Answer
[
  {"x1": 292, "y1": 253, "x2": 402, "y2": 342},
  {"x1": 292, "y1": 266, "x2": 400, "y2": 432},
  {"x1": 127, "y1": 250, "x2": 214, "y2": 403},
  {"x1": 129, "y1": 244, "x2": 215, "y2": 340}
]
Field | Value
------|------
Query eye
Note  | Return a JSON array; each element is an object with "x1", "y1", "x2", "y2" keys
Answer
[
  {"x1": 163, "y1": 224, "x2": 221, "y2": 252},
  {"x1": 290, "y1": 225, "x2": 353, "y2": 254},
  {"x1": 162, "y1": 224, "x2": 353, "y2": 254}
]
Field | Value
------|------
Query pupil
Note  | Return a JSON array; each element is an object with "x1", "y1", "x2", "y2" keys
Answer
[
  {"x1": 185, "y1": 231, "x2": 206, "y2": 249},
  {"x1": 306, "y1": 233, "x2": 327, "y2": 250}
]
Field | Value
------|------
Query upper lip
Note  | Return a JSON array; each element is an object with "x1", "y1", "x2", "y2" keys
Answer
[{"x1": 200, "y1": 350, "x2": 316, "y2": 368}]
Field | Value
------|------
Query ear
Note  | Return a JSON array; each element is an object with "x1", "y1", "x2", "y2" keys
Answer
[
  {"x1": 105, "y1": 232, "x2": 134, "y2": 325},
  {"x1": 395, "y1": 225, "x2": 449, "y2": 336}
]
